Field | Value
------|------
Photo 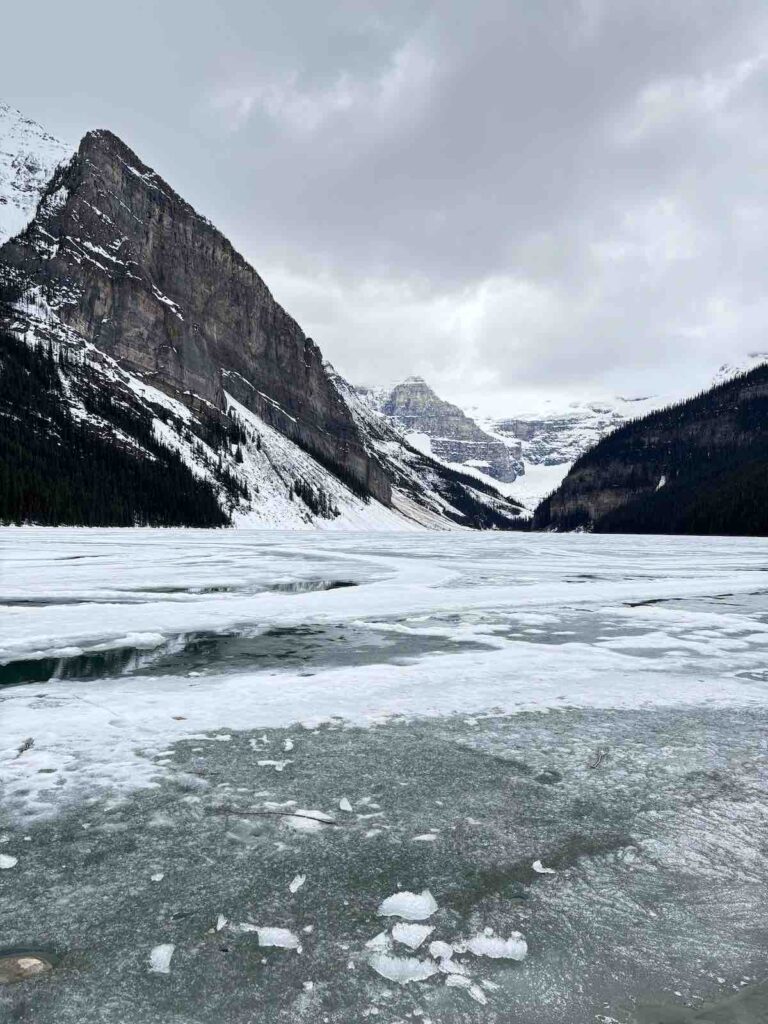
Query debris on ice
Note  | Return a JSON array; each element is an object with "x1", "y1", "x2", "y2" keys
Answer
[{"x1": 378, "y1": 890, "x2": 438, "y2": 921}]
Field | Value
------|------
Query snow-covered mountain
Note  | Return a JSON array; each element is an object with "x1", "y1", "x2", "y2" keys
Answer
[
  {"x1": 0, "y1": 103, "x2": 72, "y2": 244},
  {"x1": 712, "y1": 352, "x2": 768, "y2": 387},
  {"x1": 0, "y1": 105, "x2": 524, "y2": 531},
  {"x1": 358, "y1": 376, "x2": 523, "y2": 483}
]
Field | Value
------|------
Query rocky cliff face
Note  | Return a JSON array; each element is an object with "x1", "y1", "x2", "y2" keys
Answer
[
  {"x1": 0, "y1": 129, "x2": 390, "y2": 505},
  {"x1": 363, "y1": 376, "x2": 522, "y2": 482},
  {"x1": 534, "y1": 365, "x2": 768, "y2": 536}
]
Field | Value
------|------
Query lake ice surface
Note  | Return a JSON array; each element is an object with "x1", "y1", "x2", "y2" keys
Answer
[
  {"x1": 3, "y1": 529, "x2": 768, "y2": 820},
  {"x1": 1, "y1": 529, "x2": 768, "y2": 1023}
]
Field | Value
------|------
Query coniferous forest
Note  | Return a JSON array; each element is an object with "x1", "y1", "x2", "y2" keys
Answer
[
  {"x1": 0, "y1": 329, "x2": 229, "y2": 527},
  {"x1": 535, "y1": 364, "x2": 768, "y2": 536}
]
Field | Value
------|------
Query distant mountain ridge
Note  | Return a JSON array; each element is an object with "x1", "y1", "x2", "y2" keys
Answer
[
  {"x1": 0, "y1": 104, "x2": 524, "y2": 530},
  {"x1": 357, "y1": 376, "x2": 523, "y2": 483}
]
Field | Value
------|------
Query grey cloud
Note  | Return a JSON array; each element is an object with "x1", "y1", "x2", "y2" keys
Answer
[{"x1": 2, "y1": 0, "x2": 768, "y2": 407}]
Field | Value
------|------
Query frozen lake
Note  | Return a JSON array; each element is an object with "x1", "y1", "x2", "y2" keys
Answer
[{"x1": 1, "y1": 529, "x2": 768, "y2": 1022}]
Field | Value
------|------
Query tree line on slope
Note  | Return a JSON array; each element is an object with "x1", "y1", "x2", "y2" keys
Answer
[
  {"x1": 0, "y1": 329, "x2": 230, "y2": 527},
  {"x1": 534, "y1": 364, "x2": 768, "y2": 536}
]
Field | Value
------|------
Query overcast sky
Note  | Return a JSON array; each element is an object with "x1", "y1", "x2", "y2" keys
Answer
[{"x1": 3, "y1": 1, "x2": 768, "y2": 412}]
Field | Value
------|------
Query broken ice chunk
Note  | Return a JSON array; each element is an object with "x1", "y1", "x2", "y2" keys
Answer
[
  {"x1": 365, "y1": 931, "x2": 392, "y2": 952},
  {"x1": 446, "y1": 974, "x2": 472, "y2": 989},
  {"x1": 391, "y1": 923, "x2": 434, "y2": 950},
  {"x1": 257, "y1": 759, "x2": 293, "y2": 772},
  {"x1": 283, "y1": 738, "x2": 294, "y2": 752},
  {"x1": 216, "y1": 914, "x2": 227, "y2": 932},
  {"x1": 377, "y1": 890, "x2": 438, "y2": 921},
  {"x1": 289, "y1": 874, "x2": 306, "y2": 893},
  {"x1": 256, "y1": 927, "x2": 300, "y2": 950},
  {"x1": 428, "y1": 940, "x2": 453, "y2": 961},
  {"x1": 469, "y1": 984, "x2": 488, "y2": 1004},
  {"x1": 284, "y1": 809, "x2": 336, "y2": 832},
  {"x1": 339, "y1": 797, "x2": 353, "y2": 812},
  {"x1": 412, "y1": 834, "x2": 438, "y2": 842},
  {"x1": 150, "y1": 872, "x2": 164, "y2": 882},
  {"x1": 368, "y1": 953, "x2": 437, "y2": 985},
  {"x1": 149, "y1": 944, "x2": 175, "y2": 974},
  {"x1": 532, "y1": 859, "x2": 556, "y2": 874},
  {"x1": 0, "y1": 855, "x2": 18, "y2": 870},
  {"x1": 466, "y1": 932, "x2": 527, "y2": 960}
]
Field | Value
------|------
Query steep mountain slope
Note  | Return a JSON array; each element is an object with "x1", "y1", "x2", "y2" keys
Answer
[
  {"x1": 0, "y1": 103, "x2": 72, "y2": 244},
  {"x1": 0, "y1": 109, "x2": 523, "y2": 530},
  {"x1": 534, "y1": 364, "x2": 768, "y2": 536},
  {"x1": 358, "y1": 376, "x2": 523, "y2": 483}
]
